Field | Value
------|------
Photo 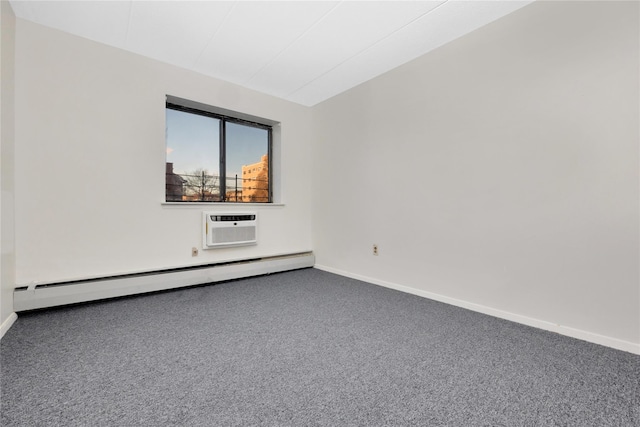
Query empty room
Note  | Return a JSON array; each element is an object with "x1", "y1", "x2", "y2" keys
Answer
[{"x1": 1, "y1": 0, "x2": 638, "y2": 425}]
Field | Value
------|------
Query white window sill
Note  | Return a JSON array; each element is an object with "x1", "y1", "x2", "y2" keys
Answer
[{"x1": 161, "y1": 202, "x2": 285, "y2": 207}]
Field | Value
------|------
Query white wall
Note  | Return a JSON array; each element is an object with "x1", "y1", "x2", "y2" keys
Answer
[
  {"x1": 312, "y1": 1, "x2": 639, "y2": 351},
  {"x1": 9, "y1": 1, "x2": 640, "y2": 353},
  {"x1": 1, "y1": 0, "x2": 17, "y2": 329},
  {"x1": 14, "y1": 20, "x2": 313, "y2": 285}
]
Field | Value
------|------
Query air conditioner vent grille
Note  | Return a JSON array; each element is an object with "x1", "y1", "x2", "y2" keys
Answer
[{"x1": 212, "y1": 226, "x2": 256, "y2": 244}]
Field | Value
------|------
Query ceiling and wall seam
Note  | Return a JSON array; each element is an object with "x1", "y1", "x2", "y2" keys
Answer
[
  {"x1": 285, "y1": 0, "x2": 450, "y2": 100},
  {"x1": 7, "y1": 0, "x2": 534, "y2": 106}
]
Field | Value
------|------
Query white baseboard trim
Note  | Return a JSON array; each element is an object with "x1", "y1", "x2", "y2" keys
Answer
[
  {"x1": 314, "y1": 264, "x2": 640, "y2": 355},
  {"x1": 0, "y1": 312, "x2": 18, "y2": 340}
]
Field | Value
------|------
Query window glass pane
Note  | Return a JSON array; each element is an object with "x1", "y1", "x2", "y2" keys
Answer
[
  {"x1": 165, "y1": 109, "x2": 220, "y2": 201},
  {"x1": 225, "y1": 122, "x2": 269, "y2": 203}
]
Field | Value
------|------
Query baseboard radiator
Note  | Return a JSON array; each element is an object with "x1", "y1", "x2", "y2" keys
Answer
[{"x1": 13, "y1": 252, "x2": 315, "y2": 312}]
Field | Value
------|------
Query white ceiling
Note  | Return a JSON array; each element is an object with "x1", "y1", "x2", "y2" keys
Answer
[{"x1": 9, "y1": 0, "x2": 533, "y2": 106}]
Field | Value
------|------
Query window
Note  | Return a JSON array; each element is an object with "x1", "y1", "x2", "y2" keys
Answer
[{"x1": 165, "y1": 101, "x2": 272, "y2": 203}]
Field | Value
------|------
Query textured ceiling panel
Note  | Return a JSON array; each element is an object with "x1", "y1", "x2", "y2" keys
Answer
[
  {"x1": 195, "y1": 1, "x2": 339, "y2": 85},
  {"x1": 247, "y1": 1, "x2": 445, "y2": 98},
  {"x1": 11, "y1": 0, "x2": 131, "y2": 48},
  {"x1": 288, "y1": 0, "x2": 534, "y2": 105},
  {"x1": 126, "y1": 1, "x2": 234, "y2": 69},
  {"x1": 9, "y1": 0, "x2": 534, "y2": 106}
]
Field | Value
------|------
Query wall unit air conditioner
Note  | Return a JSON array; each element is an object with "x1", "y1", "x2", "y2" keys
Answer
[{"x1": 203, "y1": 212, "x2": 257, "y2": 248}]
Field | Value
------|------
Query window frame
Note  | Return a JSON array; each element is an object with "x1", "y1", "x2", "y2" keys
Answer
[{"x1": 166, "y1": 101, "x2": 273, "y2": 204}]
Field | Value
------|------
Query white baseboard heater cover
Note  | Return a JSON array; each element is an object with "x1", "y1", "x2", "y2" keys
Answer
[
  {"x1": 203, "y1": 212, "x2": 257, "y2": 249},
  {"x1": 14, "y1": 252, "x2": 314, "y2": 312}
]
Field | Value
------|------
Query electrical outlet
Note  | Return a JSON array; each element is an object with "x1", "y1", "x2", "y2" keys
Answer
[
  {"x1": 191, "y1": 247, "x2": 199, "y2": 257},
  {"x1": 373, "y1": 244, "x2": 378, "y2": 256}
]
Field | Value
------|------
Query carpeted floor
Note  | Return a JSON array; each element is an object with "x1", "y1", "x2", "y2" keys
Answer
[{"x1": 1, "y1": 268, "x2": 639, "y2": 426}]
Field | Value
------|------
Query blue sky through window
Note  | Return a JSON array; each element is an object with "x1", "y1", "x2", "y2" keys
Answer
[
  {"x1": 166, "y1": 109, "x2": 218, "y2": 176},
  {"x1": 166, "y1": 109, "x2": 268, "y2": 181}
]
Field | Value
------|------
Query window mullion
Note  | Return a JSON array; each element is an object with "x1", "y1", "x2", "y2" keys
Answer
[
  {"x1": 219, "y1": 120, "x2": 226, "y2": 202},
  {"x1": 268, "y1": 129, "x2": 273, "y2": 202}
]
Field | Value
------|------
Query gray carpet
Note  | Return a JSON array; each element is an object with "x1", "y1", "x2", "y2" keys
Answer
[{"x1": 1, "y1": 268, "x2": 639, "y2": 426}]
